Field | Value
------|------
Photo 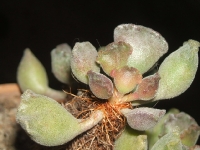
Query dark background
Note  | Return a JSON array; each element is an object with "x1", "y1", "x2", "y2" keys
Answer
[{"x1": 0, "y1": 0, "x2": 200, "y2": 145}]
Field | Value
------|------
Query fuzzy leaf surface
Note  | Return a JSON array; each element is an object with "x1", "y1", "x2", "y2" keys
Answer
[
  {"x1": 122, "y1": 107, "x2": 166, "y2": 131},
  {"x1": 87, "y1": 71, "x2": 113, "y2": 99},
  {"x1": 114, "y1": 24, "x2": 168, "y2": 74},
  {"x1": 111, "y1": 66, "x2": 142, "y2": 94},
  {"x1": 161, "y1": 112, "x2": 200, "y2": 147},
  {"x1": 151, "y1": 128, "x2": 183, "y2": 150},
  {"x1": 51, "y1": 43, "x2": 72, "y2": 84},
  {"x1": 17, "y1": 48, "x2": 48, "y2": 93},
  {"x1": 134, "y1": 73, "x2": 160, "y2": 100},
  {"x1": 96, "y1": 41, "x2": 132, "y2": 75},
  {"x1": 154, "y1": 40, "x2": 199, "y2": 100},
  {"x1": 114, "y1": 126, "x2": 147, "y2": 150},
  {"x1": 71, "y1": 42, "x2": 100, "y2": 84},
  {"x1": 16, "y1": 90, "x2": 81, "y2": 146}
]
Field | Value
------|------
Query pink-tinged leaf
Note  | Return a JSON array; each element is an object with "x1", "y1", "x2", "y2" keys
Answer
[
  {"x1": 87, "y1": 71, "x2": 113, "y2": 99},
  {"x1": 71, "y1": 42, "x2": 100, "y2": 84},
  {"x1": 110, "y1": 66, "x2": 142, "y2": 94},
  {"x1": 96, "y1": 41, "x2": 132, "y2": 75},
  {"x1": 122, "y1": 107, "x2": 166, "y2": 131},
  {"x1": 114, "y1": 24, "x2": 168, "y2": 74},
  {"x1": 134, "y1": 73, "x2": 160, "y2": 100}
]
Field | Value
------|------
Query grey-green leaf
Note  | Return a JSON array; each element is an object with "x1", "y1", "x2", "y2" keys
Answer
[
  {"x1": 96, "y1": 41, "x2": 132, "y2": 75},
  {"x1": 114, "y1": 126, "x2": 147, "y2": 150},
  {"x1": 114, "y1": 24, "x2": 168, "y2": 74},
  {"x1": 17, "y1": 48, "x2": 66, "y2": 100},
  {"x1": 161, "y1": 112, "x2": 200, "y2": 147},
  {"x1": 51, "y1": 43, "x2": 72, "y2": 84},
  {"x1": 71, "y1": 42, "x2": 100, "y2": 84},
  {"x1": 154, "y1": 40, "x2": 199, "y2": 100},
  {"x1": 17, "y1": 48, "x2": 48, "y2": 94},
  {"x1": 151, "y1": 128, "x2": 183, "y2": 150},
  {"x1": 16, "y1": 90, "x2": 104, "y2": 146}
]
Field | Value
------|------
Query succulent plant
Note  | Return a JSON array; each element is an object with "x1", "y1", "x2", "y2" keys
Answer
[{"x1": 16, "y1": 24, "x2": 200, "y2": 149}]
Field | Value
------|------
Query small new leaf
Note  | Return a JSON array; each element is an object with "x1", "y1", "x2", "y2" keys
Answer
[
  {"x1": 110, "y1": 66, "x2": 142, "y2": 94},
  {"x1": 96, "y1": 41, "x2": 132, "y2": 75},
  {"x1": 134, "y1": 73, "x2": 160, "y2": 100},
  {"x1": 87, "y1": 71, "x2": 114, "y2": 99}
]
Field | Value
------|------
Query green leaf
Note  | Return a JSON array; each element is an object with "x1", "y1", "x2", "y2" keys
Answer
[
  {"x1": 17, "y1": 48, "x2": 66, "y2": 100},
  {"x1": 71, "y1": 42, "x2": 100, "y2": 84},
  {"x1": 114, "y1": 24, "x2": 168, "y2": 74},
  {"x1": 161, "y1": 112, "x2": 200, "y2": 147},
  {"x1": 17, "y1": 48, "x2": 48, "y2": 94},
  {"x1": 16, "y1": 90, "x2": 104, "y2": 146},
  {"x1": 154, "y1": 40, "x2": 199, "y2": 100},
  {"x1": 146, "y1": 108, "x2": 180, "y2": 149},
  {"x1": 96, "y1": 41, "x2": 132, "y2": 75},
  {"x1": 51, "y1": 43, "x2": 72, "y2": 84},
  {"x1": 114, "y1": 126, "x2": 147, "y2": 150},
  {"x1": 151, "y1": 127, "x2": 183, "y2": 150}
]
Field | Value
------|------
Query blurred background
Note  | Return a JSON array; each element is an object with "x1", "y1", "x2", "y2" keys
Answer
[{"x1": 0, "y1": 0, "x2": 200, "y2": 144}]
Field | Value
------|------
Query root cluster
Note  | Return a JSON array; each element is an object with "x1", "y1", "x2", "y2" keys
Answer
[{"x1": 64, "y1": 90, "x2": 131, "y2": 150}]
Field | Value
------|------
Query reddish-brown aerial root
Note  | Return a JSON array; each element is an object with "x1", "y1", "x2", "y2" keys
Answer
[{"x1": 64, "y1": 89, "x2": 132, "y2": 150}]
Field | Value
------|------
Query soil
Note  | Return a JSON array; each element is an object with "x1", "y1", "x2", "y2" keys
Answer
[{"x1": 0, "y1": 84, "x2": 130, "y2": 150}]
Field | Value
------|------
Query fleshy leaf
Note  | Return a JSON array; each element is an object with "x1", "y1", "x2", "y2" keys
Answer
[
  {"x1": 151, "y1": 127, "x2": 183, "y2": 150},
  {"x1": 17, "y1": 48, "x2": 48, "y2": 93},
  {"x1": 17, "y1": 48, "x2": 65, "y2": 99},
  {"x1": 16, "y1": 90, "x2": 104, "y2": 146},
  {"x1": 71, "y1": 42, "x2": 100, "y2": 84},
  {"x1": 96, "y1": 41, "x2": 132, "y2": 75},
  {"x1": 154, "y1": 40, "x2": 199, "y2": 100},
  {"x1": 114, "y1": 126, "x2": 147, "y2": 150},
  {"x1": 51, "y1": 43, "x2": 72, "y2": 84},
  {"x1": 110, "y1": 66, "x2": 142, "y2": 94},
  {"x1": 161, "y1": 112, "x2": 200, "y2": 147},
  {"x1": 87, "y1": 71, "x2": 114, "y2": 99},
  {"x1": 134, "y1": 73, "x2": 160, "y2": 100},
  {"x1": 114, "y1": 24, "x2": 168, "y2": 74},
  {"x1": 121, "y1": 107, "x2": 166, "y2": 131},
  {"x1": 146, "y1": 108, "x2": 180, "y2": 149}
]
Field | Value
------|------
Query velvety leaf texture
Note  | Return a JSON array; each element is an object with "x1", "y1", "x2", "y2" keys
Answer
[
  {"x1": 87, "y1": 70, "x2": 114, "y2": 99},
  {"x1": 71, "y1": 42, "x2": 100, "y2": 84},
  {"x1": 96, "y1": 41, "x2": 132, "y2": 75},
  {"x1": 135, "y1": 73, "x2": 160, "y2": 100},
  {"x1": 51, "y1": 43, "x2": 72, "y2": 84},
  {"x1": 114, "y1": 24, "x2": 168, "y2": 74},
  {"x1": 122, "y1": 107, "x2": 166, "y2": 131}
]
